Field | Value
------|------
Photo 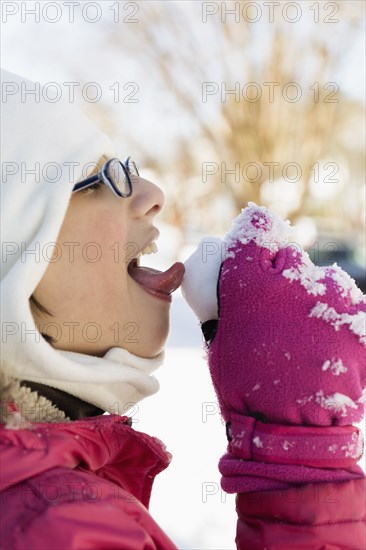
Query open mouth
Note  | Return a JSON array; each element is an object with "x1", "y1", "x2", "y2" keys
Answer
[{"x1": 127, "y1": 242, "x2": 185, "y2": 301}]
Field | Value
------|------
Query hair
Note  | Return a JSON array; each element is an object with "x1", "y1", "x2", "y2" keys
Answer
[
  {"x1": 28, "y1": 154, "x2": 110, "y2": 346},
  {"x1": 29, "y1": 295, "x2": 55, "y2": 344},
  {"x1": 30, "y1": 295, "x2": 52, "y2": 316},
  {"x1": 85, "y1": 154, "x2": 109, "y2": 177}
]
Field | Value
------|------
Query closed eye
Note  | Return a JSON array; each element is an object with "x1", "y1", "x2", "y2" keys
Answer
[{"x1": 80, "y1": 182, "x2": 103, "y2": 194}]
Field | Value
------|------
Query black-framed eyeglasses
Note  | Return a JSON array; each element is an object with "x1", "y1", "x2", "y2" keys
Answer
[{"x1": 72, "y1": 157, "x2": 139, "y2": 198}]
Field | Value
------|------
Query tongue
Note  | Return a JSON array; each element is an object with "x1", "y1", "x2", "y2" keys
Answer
[{"x1": 128, "y1": 260, "x2": 185, "y2": 295}]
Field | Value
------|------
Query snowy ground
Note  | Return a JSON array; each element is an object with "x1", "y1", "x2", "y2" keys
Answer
[
  {"x1": 137, "y1": 291, "x2": 237, "y2": 549},
  {"x1": 137, "y1": 290, "x2": 365, "y2": 549}
]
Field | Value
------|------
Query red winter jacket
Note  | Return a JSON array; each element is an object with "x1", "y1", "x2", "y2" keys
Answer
[
  {"x1": 1, "y1": 412, "x2": 365, "y2": 549},
  {"x1": 0, "y1": 414, "x2": 177, "y2": 550}
]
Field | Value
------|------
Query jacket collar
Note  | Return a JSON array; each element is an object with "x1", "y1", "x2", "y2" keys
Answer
[
  {"x1": 0, "y1": 414, "x2": 171, "y2": 509},
  {"x1": 20, "y1": 380, "x2": 104, "y2": 420}
]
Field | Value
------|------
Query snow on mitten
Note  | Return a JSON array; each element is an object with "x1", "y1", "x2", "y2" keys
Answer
[{"x1": 182, "y1": 203, "x2": 366, "y2": 493}]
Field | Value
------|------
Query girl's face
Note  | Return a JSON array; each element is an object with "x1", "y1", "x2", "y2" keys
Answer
[{"x1": 32, "y1": 161, "x2": 180, "y2": 358}]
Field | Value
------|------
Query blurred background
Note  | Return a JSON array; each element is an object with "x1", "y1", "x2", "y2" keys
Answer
[{"x1": 2, "y1": 1, "x2": 365, "y2": 548}]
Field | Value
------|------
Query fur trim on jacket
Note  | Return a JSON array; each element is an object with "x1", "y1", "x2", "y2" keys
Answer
[{"x1": 0, "y1": 364, "x2": 69, "y2": 427}]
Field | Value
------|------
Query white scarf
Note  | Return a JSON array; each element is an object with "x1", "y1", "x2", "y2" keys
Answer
[{"x1": 3, "y1": 345, "x2": 163, "y2": 414}]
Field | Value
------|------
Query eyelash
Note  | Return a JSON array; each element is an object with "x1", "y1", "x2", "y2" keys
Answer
[{"x1": 81, "y1": 182, "x2": 103, "y2": 194}]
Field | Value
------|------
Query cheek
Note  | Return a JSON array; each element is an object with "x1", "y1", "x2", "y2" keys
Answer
[
  {"x1": 50, "y1": 209, "x2": 128, "y2": 302},
  {"x1": 66, "y1": 207, "x2": 128, "y2": 265},
  {"x1": 79, "y1": 210, "x2": 128, "y2": 291},
  {"x1": 81, "y1": 208, "x2": 126, "y2": 249}
]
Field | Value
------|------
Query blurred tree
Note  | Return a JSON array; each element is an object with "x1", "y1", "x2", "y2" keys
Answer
[{"x1": 93, "y1": 1, "x2": 365, "y2": 252}]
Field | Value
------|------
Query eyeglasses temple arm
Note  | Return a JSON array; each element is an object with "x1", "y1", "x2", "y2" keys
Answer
[{"x1": 72, "y1": 174, "x2": 99, "y2": 193}]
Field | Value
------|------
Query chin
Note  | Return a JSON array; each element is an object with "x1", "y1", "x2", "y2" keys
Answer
[
  {"x1": 128, "y1": 310, "x2": 169, "y2": 358},
  {"x1": 134, "y1": 346, "x2": 164, "y2": 359},
  {"x1": 140, "y1": 330, "x2": 168, "y2": 358},
  {"x1": 145, "y1": 337, "x2": 167, "y2": 358}
]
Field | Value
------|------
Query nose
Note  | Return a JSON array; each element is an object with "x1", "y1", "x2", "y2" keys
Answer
[{"x1": 130, "y1": 177, "x2": 165, "y2": 218}]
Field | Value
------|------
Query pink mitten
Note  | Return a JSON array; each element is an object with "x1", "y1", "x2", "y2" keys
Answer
[{"x1": 183, "y1": 203, "x2": 366, "y2": 493}]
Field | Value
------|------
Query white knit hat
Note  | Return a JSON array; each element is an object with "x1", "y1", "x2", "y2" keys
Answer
[{"x1": 1, "y1": 69, "x2": 163, "y2": 413}]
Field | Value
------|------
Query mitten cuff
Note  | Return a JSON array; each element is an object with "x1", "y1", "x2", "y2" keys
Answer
[{"x1": 227, "y1": 412, "x2": 363, "y2": 469}]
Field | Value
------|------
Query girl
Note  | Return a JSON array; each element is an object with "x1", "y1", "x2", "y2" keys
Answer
[
  {"x1": 1, "y1": 68, "x2": 365, "y2": 550},
  {"x1": 1, "y1": 68, "x2": 183, "y2": 549}
]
